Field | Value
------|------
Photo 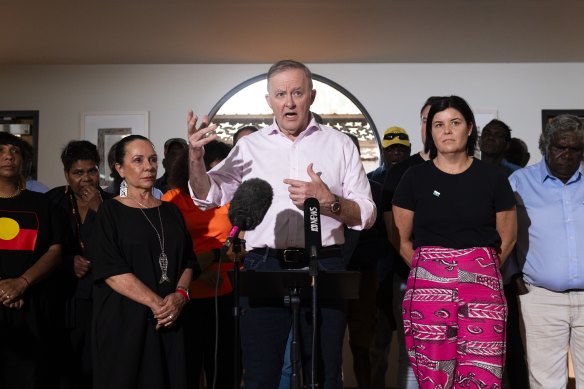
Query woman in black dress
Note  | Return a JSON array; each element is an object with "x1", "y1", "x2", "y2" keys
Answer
[
  {"x1": 88, "y1": 135, "x2": 198, "y2": 389},
  {"x1": 47, "y1": 140, "x2": 114, "y2": 388},
  {"x1": 0, "y1": 132, "x2": 63, "y2": 389}
]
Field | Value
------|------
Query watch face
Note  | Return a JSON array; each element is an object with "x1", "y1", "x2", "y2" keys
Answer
[{"x1": 331, "y1": 202, "x2": 341, "y2": 213}]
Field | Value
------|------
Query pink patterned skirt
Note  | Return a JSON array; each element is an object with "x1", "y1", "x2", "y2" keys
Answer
[{"x1": 402, "y1": 246, "x2": 507, "y2": 389}]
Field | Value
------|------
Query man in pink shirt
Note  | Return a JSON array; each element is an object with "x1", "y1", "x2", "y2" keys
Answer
[{"x1": 187, "y1": 59, "x2": 376, "y2": 389}]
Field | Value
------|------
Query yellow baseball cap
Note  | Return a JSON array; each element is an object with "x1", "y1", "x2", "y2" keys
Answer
[{"x1": 382, "y1": 126, "x2": 410, "y2": 149}]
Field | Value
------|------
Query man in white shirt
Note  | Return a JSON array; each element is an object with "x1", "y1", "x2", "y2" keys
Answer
[{"x1": 187, "y1": 59, "x2": 376, "y2": 389}]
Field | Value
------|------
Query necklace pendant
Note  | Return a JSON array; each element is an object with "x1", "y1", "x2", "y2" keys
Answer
[{"x1": 159, "y1": 252, "x2": 170, "y2": 284}]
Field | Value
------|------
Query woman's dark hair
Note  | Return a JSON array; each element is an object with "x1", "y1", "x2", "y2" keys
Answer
[
  {"x1": 112, "y1": 135, "x2": 152, "y2": 195},
  {"x1": 424, "y1": 95, "x2": 478, "y2": 159},
  {"x1": 167, "y1": 148, "x2": 189, "y2": 192},
  {"x1": 60, "y1": 140, "x2": 100, "y2": 171},
  {"x1": 421, "y1": 96, "x2": 445, "y2": 154},
  {"x1": 420, "y1": 96, "x2": 444, "y2": 117}
]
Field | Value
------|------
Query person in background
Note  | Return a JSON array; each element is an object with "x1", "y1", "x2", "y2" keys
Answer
[
  {"x1": 479, "y1": 119, "x2": 521, "y2": 176},
  {"x1": 88, "y1": 135, "x2": 198, "y2": 389},
  {"x1": 155, "y1": 138, "x2": 188, "y2": 194},
  {"x1": 369, "y1": 126, "x2": 412, "y2": 184},
  {"x1": 479, "y1": 119, "x2": 530, "y2": 388},
  {"x1": 187, "y1": 59, "x2": 375, "y2": 389},
  {"x1": 0, "y1": 132, "x2": 64, "y2": 389},
  {"x1": 201, "y1": 139, "x2": 232, "y2": 170},
  {"x1": 382, "y1": 96, "x2": 443, "y2": 389},
  {"x1": 21, "y1": 140, "x2": 49, "y2": 193},
  {"x1": 393, "y1": 96, "x2": 516, "y2": 389},
  {"x1": 232, "y1": 125, "x2": 258, "y2": 146},
  {"x1": 162, "y1": 139, "x2": 238, "y2": 389},
  {"x1": 344, "y1": 133, "x2": 393, "y2": 389},
  {"x1": 366, "y1": 126, "x2": 411, "y2": 389},
  {"x1": 47, "y1": 140, "x2": 114, "y2": 389},
  {"x1": 505, "y1": 137, "x2": 530, "y2": 168},
  {"x1": 510, "y1": 114, "x2": 584, "y2": 388}
]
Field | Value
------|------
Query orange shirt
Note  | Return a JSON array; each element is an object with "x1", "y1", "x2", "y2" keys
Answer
[{"x1": 162, "y1": 188, "x2": 234, "y2": 298}]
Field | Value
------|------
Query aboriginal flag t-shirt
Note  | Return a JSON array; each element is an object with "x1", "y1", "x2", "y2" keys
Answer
[{"x1": 0, "y1": 190, "x2": 63, "y2": 326}]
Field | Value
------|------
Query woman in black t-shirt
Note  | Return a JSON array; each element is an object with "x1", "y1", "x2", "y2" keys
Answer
[
  {"x1": 0, "y1": 132, "x2": 63, "y2": 389},
  {"x1": 392, "y1": 96, "x2": 516, "y2": 389}
]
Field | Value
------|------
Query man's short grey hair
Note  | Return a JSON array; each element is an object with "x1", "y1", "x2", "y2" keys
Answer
[
  {"x1": 539, "y1": 114, "x2": 584, "y2": 158},
  {"x1": 267, "y1": 60, "x2": 313, "y2": 90}
]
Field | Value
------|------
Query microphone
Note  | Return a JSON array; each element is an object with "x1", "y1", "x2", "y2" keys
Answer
[
  {"x1": 304, "y1": 197, "x2": 322, "y2": 260},
  {"x1": 222, "y1": 178, "x2": 274, "y2": 251}
]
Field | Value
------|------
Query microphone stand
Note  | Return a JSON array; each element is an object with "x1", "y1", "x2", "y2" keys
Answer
[
  {"x1": 286, "y1": 287, "x2": 302, "y2": 389},
  {"x1": 309, "y1": 246, "x2": 319, "y2": 389},
  {"x1": 231, "y1": 237, "x2": 243, "y2": 389}
]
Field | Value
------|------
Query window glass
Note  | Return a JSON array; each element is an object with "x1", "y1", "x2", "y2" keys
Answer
[{"x1": 209, "y1": 74, "x2": 381, "y2": 172}]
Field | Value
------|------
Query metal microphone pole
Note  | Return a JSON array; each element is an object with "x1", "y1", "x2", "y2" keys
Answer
[
  {"x1": 309, "y1": 246, "x2": 319, "y2": 389},
  {"x1": 232, "y1": 237, "x2": 242, "y2": 389}
]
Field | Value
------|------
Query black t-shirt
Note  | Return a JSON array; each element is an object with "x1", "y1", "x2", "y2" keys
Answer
[
  {"x1": 384, "y1": 153, "x2": 426, "y2": 201},
  {"x1": 47, "y1": 186, "x2": 115, "y2": 300},
  {"x1": 392, "y1": 158, "x2": 515, "y2": 250},
  {"x1": 0, "y1": 190, "x2": 64, "y2": 329}
]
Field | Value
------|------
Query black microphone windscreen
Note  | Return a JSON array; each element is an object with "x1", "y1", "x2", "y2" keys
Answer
[
  {"x1": 228, "y1": 178, "x2": 273, "y2": 231},
  {"x1": 304, "y1": 197, "x2": 322, "y2": 252}
]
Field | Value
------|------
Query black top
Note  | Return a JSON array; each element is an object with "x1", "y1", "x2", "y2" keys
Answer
[
  {"x1": 88, "y1": 200, "x2": 197, "y2": 389},
  {"x1": 392, "y1": 158, "x2": 515, "y2": 250},
  {"x1": 383, "y1": 153, "x2": 426, "y2": 200},
  {"x1": 343, "y1": 179, "x2": 393, "y2": 270},
  {"x1": 47, "y1": 185, "x2": 114, "y2": 300},
  {"x1": 383, "y1": 153, "x2": 426, "y2": 277},
  {"x1": 0, "y1": 190, "x2": 64, "y2": 331}
]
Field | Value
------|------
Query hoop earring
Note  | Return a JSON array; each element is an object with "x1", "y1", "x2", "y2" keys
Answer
[{"x1": 120, "y1": 179, "x2": 128, "y2": 197}]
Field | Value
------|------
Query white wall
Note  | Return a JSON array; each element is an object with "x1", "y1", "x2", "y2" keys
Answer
[{"x1": 1, "y1": 63, "x2": 583, "y2": 188}]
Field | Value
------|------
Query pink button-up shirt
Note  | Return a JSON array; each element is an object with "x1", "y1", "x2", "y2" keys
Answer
[{"x1": 190, "y1": 119, "x2": 376, "y2": 250}]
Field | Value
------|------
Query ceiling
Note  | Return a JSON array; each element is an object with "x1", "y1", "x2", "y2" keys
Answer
[{"x1": 2, "y1": 0, "x2": 584, "y2": 65}]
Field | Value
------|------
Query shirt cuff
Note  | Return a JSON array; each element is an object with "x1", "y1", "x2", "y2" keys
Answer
[{"x1": 188, "y1": 181, "x2": 217, "y2": 211}]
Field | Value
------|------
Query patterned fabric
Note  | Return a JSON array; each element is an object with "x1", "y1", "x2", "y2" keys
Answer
[{"x1": 403, "y1": 246, "x2": 507, "y2": 389}]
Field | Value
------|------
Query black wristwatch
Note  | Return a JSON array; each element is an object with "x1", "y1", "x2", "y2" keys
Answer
[{"x1": 330, "y1": 195, "x2": 341, "y2": 214}]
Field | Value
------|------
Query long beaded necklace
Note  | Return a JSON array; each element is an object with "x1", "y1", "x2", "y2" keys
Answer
[{"x1": 130, "y1": 198, "x2": 170, "y2": 284}]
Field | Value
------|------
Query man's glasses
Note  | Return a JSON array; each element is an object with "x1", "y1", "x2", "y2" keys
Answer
[{"x1": 384, "y1": 133, "x2": 409, "y2": 141}]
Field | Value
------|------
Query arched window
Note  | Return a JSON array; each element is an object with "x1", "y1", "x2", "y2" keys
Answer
[{"x1": 209, "y1": 74, "x2": 381, "y2": 172}]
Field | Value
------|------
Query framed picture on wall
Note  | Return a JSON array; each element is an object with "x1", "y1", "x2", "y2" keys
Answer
[
  {"x1": 81, "y1": 111, "x2": 149, "y2": 186},
  {"x1": 474, "y1": 109, "x2": 499, "y2": 134},
  {"x1": 542, "y1": 109, "x2": 584, "y2": 131}
]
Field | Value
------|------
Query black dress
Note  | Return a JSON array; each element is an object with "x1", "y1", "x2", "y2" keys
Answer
[
  {"x1": 88, "y1": 200, "x2": 196, "y2": 389},
  {"x1": 47, "y1": 185, "x2": 115, "y2": 387}
]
